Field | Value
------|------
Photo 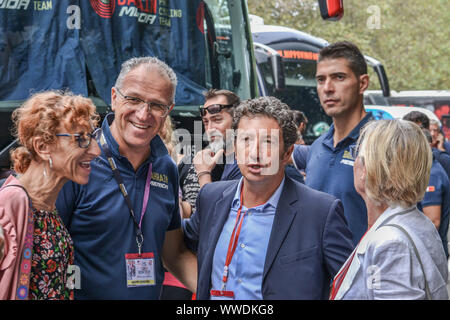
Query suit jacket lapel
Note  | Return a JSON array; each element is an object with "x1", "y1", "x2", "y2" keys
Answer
[
  {"x1": 263, "y1": 177, "x2": 299, "y2": 281},
  {"x1": 202, "y1": 181, "x2": 238, "y2": 297},
  {"x1": 206, "y1": 183, "x2": 237, "y2": 256}
]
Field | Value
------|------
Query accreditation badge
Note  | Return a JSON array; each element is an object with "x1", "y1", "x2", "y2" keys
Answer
[
  {"x1": 125, "y1": 252, "x2": 155, "y2": 287},
  {"x1": 210, "y1": 289, "x2": 235, "y2": 299}
]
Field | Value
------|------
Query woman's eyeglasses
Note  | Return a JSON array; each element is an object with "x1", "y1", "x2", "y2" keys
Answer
[{"x1": 56, "y1": 128, "x2": 102, "y2": 148}]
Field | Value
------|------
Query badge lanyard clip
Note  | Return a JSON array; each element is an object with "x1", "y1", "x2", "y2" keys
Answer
[
  {"x1": 221, "y1": 266, "x2": 229, "y2": 291},
  {"x1": 136, "y1": 231, "x2": 144, "y2": 256}
]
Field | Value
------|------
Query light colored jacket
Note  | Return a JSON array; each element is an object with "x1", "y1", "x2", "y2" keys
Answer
[
  {"x1": 0, "y1": 176, "x2": 31, "y2": 300},
  {"x1": 335, "y1": 206, "x2": 448, "y2": 300}
]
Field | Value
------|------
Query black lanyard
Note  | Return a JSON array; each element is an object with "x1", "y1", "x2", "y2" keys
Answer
[{"x1": 96, "y1": 133, "x2": 152, "y2": 254}]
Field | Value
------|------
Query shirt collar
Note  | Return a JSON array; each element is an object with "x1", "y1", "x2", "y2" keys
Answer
[
  {"x1": 356, "y1": 205, "x2": 416, "y2": 254},
  {"x1": 347, "y1": 112, "x2": 373, "y2": 141},
  {"x1": 102, "y1": 113, "x2": 168, "y2": 161},
  {"x1": 323, "y1": 112, "x2": 374, "y2": 148},
  {"x1": 370, "y1": 204, "x2": 416, "y2": 231},
  {"x1": 231, "y1": 175, "x2": 286, "y2": 211}
]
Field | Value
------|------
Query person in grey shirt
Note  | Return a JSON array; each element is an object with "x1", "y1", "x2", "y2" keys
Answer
[{"x1": 331, "y1": 119, "x2": 448, "y2": 300}]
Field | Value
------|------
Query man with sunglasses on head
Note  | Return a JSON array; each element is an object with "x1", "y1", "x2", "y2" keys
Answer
[
  {"x1": 178, "y1": 89, "x2": 242, "y2": 218},
  {"x1": 55, "y1": 57, "x2": 197, "y2": 300}
]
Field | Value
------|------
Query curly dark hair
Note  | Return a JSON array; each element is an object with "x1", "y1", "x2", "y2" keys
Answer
[{"x1": 232, "y1": 97, "x2": 297, "y2": 151}]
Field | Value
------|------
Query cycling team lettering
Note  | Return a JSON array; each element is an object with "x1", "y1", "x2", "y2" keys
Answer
[{"x1": 0, "y1": 1, "x2": 182, "y2": 27}]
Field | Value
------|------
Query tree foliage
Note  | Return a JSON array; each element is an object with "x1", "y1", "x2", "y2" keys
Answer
[{"x1": 247, "y1": 0, "x2": 450, "y2": 91}]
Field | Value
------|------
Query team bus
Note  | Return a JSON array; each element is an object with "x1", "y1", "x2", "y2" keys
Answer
[
  {"x1": 0, "y1": 0, "x2": 343, "y2": 172},
  {"x1": 0, "y1": 0, "x2": 260, "y2": 171},
  {"x1": 250, "y1": 18, "x2": 390, "y2": 144}
]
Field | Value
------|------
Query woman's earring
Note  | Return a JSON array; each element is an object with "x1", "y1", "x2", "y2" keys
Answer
[{"x1": 49, "y1": 156, "x2": 53, "y2": 169}]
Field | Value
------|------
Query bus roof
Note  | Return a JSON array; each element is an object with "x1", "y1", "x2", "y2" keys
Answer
[
  {"x1": 391, "y1": 90, "x2": 450, "y2": 97},
  {"x1": 251, "y1": 24, "x2": 328, "y2": 49}
]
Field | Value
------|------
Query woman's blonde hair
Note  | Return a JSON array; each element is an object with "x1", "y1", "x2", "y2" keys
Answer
[
  {"x1": 10, "y1": 91, "x2": 99, "y2": 173},
  {"x1": 357, "y1": 119, "x2": 432, "y2": 208},
  {"x1": 159, "y1": 116, "x2": 177, "y2": 161}
]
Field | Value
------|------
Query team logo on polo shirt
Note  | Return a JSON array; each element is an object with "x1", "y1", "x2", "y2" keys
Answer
[
  {"x1": 340, "y1": 150, "x2": 355, "y2": 167},
  {"x1": 151, "y1": 172, "x2": 169, "y2": 190},
  {"x1": 426, "y1": 186, "x2": 435, "y2": 192}
]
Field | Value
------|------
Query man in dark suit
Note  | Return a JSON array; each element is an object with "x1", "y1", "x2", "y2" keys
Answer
[{"x1": 183, "y1": 97, "x2": 354, "y2": 300}]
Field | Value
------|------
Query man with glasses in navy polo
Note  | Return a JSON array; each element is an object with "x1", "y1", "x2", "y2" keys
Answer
[{"x1": 56, "y1": 57, "x2": 197, "y2": 299}]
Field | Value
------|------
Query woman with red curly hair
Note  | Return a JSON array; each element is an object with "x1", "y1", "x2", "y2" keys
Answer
[{"x1": 0, "y1": 91, "x2": 101, "y2": 300}]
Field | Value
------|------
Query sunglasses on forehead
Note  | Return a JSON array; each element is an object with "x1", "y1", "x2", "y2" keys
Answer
[{"x1": 199, "y1": 104, "x2": 233, "y2": 117}]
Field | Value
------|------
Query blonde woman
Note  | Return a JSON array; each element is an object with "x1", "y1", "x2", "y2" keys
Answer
[{"x1": 331, "y1": 120, "x2": 448, "y2": 300}]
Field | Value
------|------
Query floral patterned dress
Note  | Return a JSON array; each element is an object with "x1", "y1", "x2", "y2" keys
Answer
[{"x1": 28, "y1": 208, "x2": 74, "y2": 300}]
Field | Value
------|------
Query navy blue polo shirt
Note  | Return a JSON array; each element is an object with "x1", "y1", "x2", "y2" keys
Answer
[
  {"x1": 221, "y1": 154, "x2": 241, "y2": 181},
  {"x1": 433, "y1": 148, "x2": 450, "y2": 179},
  {"x1": 299, "y1": 113, "x2": 373, "y2": 245},
  {"x1": 418, "y1": 159, "x2": 450, "y2": 258},
  {"x1": 444, "y1": 141, "x2": 450, "y2": 155},
  {"x1": 292, "y1": 145, "x2": 310, "y2": 171},
  {"x1": 56, "y1": 113, "x2": 180, "y2": 300}
]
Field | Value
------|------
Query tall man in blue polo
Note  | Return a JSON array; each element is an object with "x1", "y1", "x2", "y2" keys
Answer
[
  {"x1": 292, "y1": 41, "x2": 373, "y2": 245},
  {"x1": 183, "y1": 97, "x2": 354, "y2": 299},
  {"x1": 56, "y1": 57, "x2": 197, "y2": 299}
]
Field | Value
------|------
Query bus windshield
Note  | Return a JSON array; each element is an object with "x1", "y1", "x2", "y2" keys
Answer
[
  {"x1": 201, "y1": 0, "x2": 256, "y2": 106},
  {"x1": 253, "y1": 24, "x2": 392, "y2": 144},
  {"x1": 270, "y1": 57, "x2": 331, "y2": 143},
  {"x1": 253, "y1": 28, "x2": 331, "y2": 143}
]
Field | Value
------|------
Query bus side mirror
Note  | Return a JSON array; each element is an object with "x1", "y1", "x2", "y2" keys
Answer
[
  {"x1": 365, "y1": 55, "x2": 390, "y2": 97},
  {"x1": 254, "y1": 42, "x2": 286, "y2": 91},
  {"x1": 318, "y1": 0, "x2": 344, "y2": 21},
  {"x1": 270, "y1": 54, "x2": 285, "y2": 91}
]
